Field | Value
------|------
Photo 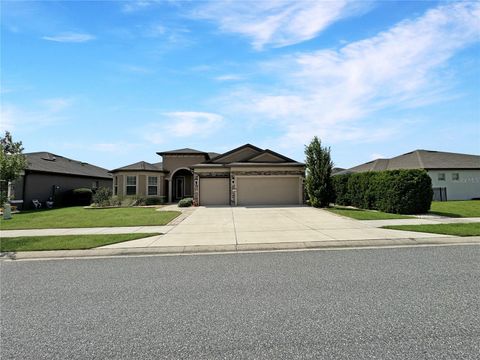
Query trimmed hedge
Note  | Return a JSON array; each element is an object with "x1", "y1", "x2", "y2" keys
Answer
[
  {"x1": 178, "y1": 197, "x2": 193, "y2": 207},
  {"x1": 332, "y1": 169, "x2": 433, "y2": 214},
  {"x1": 67, "y1": 188, "x2": 93, "y2": 206}
]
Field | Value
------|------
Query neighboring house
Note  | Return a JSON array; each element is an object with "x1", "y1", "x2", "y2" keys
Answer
[
  {"x1": 332, "y1": 167, "x2": 345, "y2": 175},
  {"x1": 111, "y1": 144, "x2": 305, "y2": 206},
  {"x1": 336, "y1": 150, "x2": 480, "y2": 201},
  {"x1": 12, "y1": 152, "x2": 112, "y2": 209}
]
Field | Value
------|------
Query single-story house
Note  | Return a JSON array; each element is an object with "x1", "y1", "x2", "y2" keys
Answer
[
  {"x1": 12, "y1": 152, "x2": 112, "y2": 209},
  {"x1": 336, "y1": 149, "x2": 480, "y2": 201},
  {"x1": 111, "y1": 144, "x2": 305, "y2": 206}
]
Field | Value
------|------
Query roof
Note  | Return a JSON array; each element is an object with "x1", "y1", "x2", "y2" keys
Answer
[
  {"x1": 338, "y1": 150, "x2": 480, "y2": 175},
  {"x1": 24, "y1": 152, "x2": 112, "y2": 179},
  {"x1": 156, "y1": 148, "x2": 209, "y2": 156},
  {"x1": 111, "y1": 161, "x2": 164, "y2": 172},
  {"x1": 192, "y1": 144, "x2": 304, "y2": 167}
]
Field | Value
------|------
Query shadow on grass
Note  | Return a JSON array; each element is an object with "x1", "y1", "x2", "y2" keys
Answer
[{"x1": 428, "y1": 211, "x2": 462, "y2": 218}]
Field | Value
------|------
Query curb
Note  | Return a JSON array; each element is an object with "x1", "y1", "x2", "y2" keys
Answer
[{"x1": 2, "y1": 236, "x2": 479, "y2": 261}]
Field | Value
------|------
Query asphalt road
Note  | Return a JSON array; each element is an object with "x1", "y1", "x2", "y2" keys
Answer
[{"x1": 1, "y1": 245, "x2": 479, "y2": 359}]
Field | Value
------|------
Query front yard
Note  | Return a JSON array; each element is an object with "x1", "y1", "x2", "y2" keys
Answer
[
  {"x1": 429, "y1": 200, "x2": 480, "y2": 218},
  {"x1": 383, "y1": 223, "x2": 480, "y2": 237},
  {"x1": 1, "y1": 233, "x2": 160, "y2": 251},
  {"x1": 0, "y1": 207, "x2": 181, "y2": 230}
]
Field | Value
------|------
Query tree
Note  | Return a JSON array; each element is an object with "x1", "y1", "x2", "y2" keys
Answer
[
  {"x1": 304, "y1": 136, "x2": 333, "y2": 208},
  {"x1": 0, "y1": 131, "x2": 27, "y2": 204}
]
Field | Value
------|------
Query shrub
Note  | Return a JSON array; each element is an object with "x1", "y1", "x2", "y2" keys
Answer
[
  {"x1": 178, "y1": 197, "x2": 193, "y2": 207},
  {"x1": 145, "y1": 196, "x2": 166, "y2": 205},
  {"x1": 331, "y1": 169, "x2": 432, "y2": 214},
  {"x1": 91, "y1": 187, "x2": 112, "y2": 207},
  {"x1": 305, "y1": 136, "x2": 334, "y2": 207},
  {"x1": 68, "y1": 188, "x2": 93, "y2": 206}
]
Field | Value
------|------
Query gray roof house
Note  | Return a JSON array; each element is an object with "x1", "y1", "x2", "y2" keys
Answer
[
  {"x1": 337, "y1": 150, "x2": 480, "y2": 201},
  {"x1": 12, "y1": 152, "x2": 112, "y2": 209},
  {"x1": 111, "y1": 144, "x2": 305, "y2": 206}
]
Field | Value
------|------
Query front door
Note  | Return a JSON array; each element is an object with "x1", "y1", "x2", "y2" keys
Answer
[{"x1": 175, "y1": 177, "x2": 185, "y2": 200}]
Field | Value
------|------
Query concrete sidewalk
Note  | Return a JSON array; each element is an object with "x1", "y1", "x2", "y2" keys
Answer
[{"x1": 362, "y1": 217, "x2": 480, "y2": 227}]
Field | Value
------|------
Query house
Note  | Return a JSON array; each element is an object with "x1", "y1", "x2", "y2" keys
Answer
[
  {"x1": 111, "y1": 144, "x2": 305, "y2": 206},
  {"x1": 12, "y1": 152, "x2": 112, "y2": 209},
  {"x1": 336, "y1": 150, "x2": 480, "y2": 201}
]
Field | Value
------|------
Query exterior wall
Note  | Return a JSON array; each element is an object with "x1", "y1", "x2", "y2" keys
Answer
[
  {"x1": 162, "y1": 155, "x2": 207, "y2": 173},
  {"x1": 112, "y1": 171, "x2": 165, "y2": 198},
  {"x1": 428, "y1": 170, "x2": 480, "y2": 200},
  {"x1": 17, "y1": 172, "x2": 112, "y2": 209}
]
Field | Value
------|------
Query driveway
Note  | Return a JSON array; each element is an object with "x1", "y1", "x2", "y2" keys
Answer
[{"x1": 102, "y1": 206, "x2": 452, "y2": 249}]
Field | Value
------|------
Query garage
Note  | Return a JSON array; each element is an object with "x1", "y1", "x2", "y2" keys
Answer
[
  {"x1": 199, "y1": 177, "x2": 230, "y2": 205},
  {"x1": 236, "y1": 176, "x2": 301, "y2": 206}
]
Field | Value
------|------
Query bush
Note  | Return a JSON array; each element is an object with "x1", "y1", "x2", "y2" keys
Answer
[
  {"x1": 178, "y1": 197, "x2": 193, "y2": 207},
  {"x1": 305, "y1": 136, "x2": 334, "y2": 207},
  {"x1": 68, "y1": 188, "x2": 93, "y2": 206},
  {"x1": 145, "y1": 196, "x2": 166, "y2": 205},
  {"x1": 91, "y1": 187, "x2": 112, "y2": 207},
  {"x1": 331, "y1": 169, "x2": 432, "y2": 214}
]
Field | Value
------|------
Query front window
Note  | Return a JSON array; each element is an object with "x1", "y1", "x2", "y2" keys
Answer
[
  {"x1": 126, "y1": 176, "x2": 137, "y2": 195},
  {"x1": 438, "y1": 173, "x2": 445, "y2": 181},
  {"x1": 148, "y1": 176, "x2": 158, "y2": 195},
  {"x1": 452, "y1": 173, "x2": 459, "y2": 181},
  {"x1": 114, "y1": 176, "x2": 118, "y2": 195}
]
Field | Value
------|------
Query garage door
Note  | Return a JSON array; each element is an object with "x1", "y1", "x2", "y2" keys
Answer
[
  {"x1": 199, "y1": 178, "x2": 230, "y2": 205},
  {"x1": 237, "y1": 177, "x2": 301, "y2": 205}
]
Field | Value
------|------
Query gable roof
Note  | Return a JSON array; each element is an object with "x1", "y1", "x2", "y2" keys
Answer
[
  {"x1": 24, "y1": 152, "x2": 112, "y2": 179},
  {"x1": 193, "y1": 144, "x2": 304, "y2": 167},
  {"x1": 338, "y1": 150, "x2": 480, "y2": 175},
  {"x1": 111, "y1": 161, "x2": 164, "y2": 173}
]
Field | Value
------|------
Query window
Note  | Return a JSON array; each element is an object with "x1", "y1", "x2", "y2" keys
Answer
[
  {"x1": 452, "y1": 173, "x2": 459, "y2": 181},
  {"x1": 148, "y1": 176, "x2": 158, "y2": 195},
  {"x1": 126, "y1": 176, "x2": 137, "y2": 195},
  {"x1": 92, "y1": 180, "x2": 99, "y2": 189},
  {"x1": 438, "y1": 173, "x2": 445, "y2": 181},
  {"x1": 114, "y1": 176, "x2": 118, "y2": 195}
]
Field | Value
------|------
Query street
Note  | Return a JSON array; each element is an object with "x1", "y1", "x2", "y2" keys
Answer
[{"x1": 1, "y1": 245, "x2": 479, "y2": 359}]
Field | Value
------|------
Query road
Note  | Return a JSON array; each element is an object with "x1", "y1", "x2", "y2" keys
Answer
[{"x1": 1, "y1": 245, "x2": 479, "y2": 359}]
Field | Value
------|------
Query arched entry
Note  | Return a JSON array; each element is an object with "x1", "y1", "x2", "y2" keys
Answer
[{"x1": 170, "y1": 168, "x2": 193, "y2": 202}]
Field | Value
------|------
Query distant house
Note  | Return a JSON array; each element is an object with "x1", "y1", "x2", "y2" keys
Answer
[
  {"x1": 12, "y1": 152, "x2": 112, "y2": 209},
  {"x1": 336, "y1": 150, "x2": 480, "y2": 201},
  {"x1": 111, "y1": 144, "x2": 305, "y2": 206}
]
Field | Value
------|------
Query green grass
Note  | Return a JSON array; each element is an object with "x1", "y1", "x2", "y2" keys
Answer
[
  {"x1": 383, "y1": 223, "x2": 480, "y2": 237},
  {"x1": 429, "y1": 200, "x2": 480, "y2": 218},
  {"x1": 0, "y1": 207, "x2": 181, "y2": 230},
  {"x1": 0, "y1": 233, "x2": 160, "y2": 252},
  {"x1": 327, "y1": 207, "x2": 413, "y2": 220}
]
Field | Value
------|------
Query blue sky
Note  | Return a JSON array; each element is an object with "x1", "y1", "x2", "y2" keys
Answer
[{"x1": 1, "y1": 0, "x2": 479, "y2": 169}]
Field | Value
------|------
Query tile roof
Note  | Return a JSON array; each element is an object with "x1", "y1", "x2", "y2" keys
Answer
[{"x1": 25, "y1": 152, "x2": 112, "y2": 179}]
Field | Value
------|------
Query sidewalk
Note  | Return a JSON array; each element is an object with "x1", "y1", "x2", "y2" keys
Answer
[{"x1": 362, "y1": 217, "x2": 480, "y2": 227}]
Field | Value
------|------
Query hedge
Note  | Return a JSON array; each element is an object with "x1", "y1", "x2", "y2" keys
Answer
[{"x1": 332, "y1": 169, "x2": 433, "y2": 214}]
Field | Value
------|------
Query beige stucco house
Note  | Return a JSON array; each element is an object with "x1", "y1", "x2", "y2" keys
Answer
[
  {"x1": 111, "y1": 144, "x2": 305, "y2": 206},
  {"x1": 336, "y1": 149, "x2": 480, "y2": 201}
]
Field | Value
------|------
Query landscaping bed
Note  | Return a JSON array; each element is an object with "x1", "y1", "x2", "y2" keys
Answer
[
  {"x1": 0, "y1": 233, "x2": 160, "y2": 251},
  {"x1": 0, "y1": 207, "x2": 180, "y2": 230},
  {"x1": 383, "y1": 223, "x2": 480, "y2": 237}
]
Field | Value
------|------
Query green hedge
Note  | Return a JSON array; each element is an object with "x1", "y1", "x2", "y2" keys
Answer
[{"x1": 332, "y1": 169, "x2": 433, "y2": 214}]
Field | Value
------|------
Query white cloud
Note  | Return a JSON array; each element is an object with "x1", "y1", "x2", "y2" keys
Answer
[
  {"x1": 214, "y1": 74, "x2": 243, "y2": 81},
  {"x1": 144, "y1": 111, "x2": 224, "y2": 144},
  {"x1": 122, "y1": 0, "x2": 161, "y2": 13},
  {"x1": 191, "y1": 1, "x2": 373, "y2": 49},
  {"x1": 218, "y1": 2, "x2": 480, "y2": 147},
  {"x1": 42, "y1": 32, "x2": 95, "y2": 43}
]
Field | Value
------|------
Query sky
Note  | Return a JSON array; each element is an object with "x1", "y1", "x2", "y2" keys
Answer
[{"x1": 1, "y1": 0, "x2": 479, "y2": 170}]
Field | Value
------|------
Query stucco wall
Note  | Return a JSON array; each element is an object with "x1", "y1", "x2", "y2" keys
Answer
[
  {"x1": 428, "y1": 170, "x2": 480, "y2": 200},
  {"x1": 162, "y1": 155, "x2": 206, "y2": 173},
  {"x1": 113, "y1": 172, "x2": 165, "y2": 197},
  {"x1": 17, "y1": 172, "x2": 112, "y2": 209}
]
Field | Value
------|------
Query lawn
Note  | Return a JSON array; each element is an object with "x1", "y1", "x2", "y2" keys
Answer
[
  {"x1": 0, "y1": 233, "x2": 160, "y2": 252},
  {"x1": 326, "y1": 207, "x2": 413, "y2": 220},
  {"x1": 383, "y1": 223, "x2": 480, "y2": 237},
  {"x1": 429, "y1": 200, "x2": 480, "y2": 218},
  {"x1": 0, "y1": 207, "x2": 181, "y2": 230}
]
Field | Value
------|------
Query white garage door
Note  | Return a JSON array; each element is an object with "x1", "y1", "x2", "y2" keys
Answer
[
  {"x1": 200, "y1": 178, "x2": 230, "y2": 205},
  {"x1": 237, "y1": 177, "x2": 301, "y2": 206}
]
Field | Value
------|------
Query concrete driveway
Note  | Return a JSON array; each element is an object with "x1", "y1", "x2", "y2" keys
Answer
[{"x1": 102, "y1": 206, "x2": 451, "y2": 249}]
